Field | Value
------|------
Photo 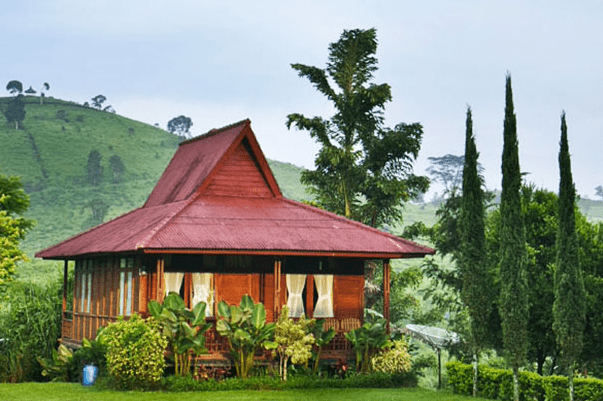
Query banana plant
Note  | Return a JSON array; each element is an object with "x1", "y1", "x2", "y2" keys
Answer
[
  {"x1": 309, "y1": 318, "x2": 336, "y2": 373},
  {"x1": 148, "y1": 293, "x2": 212, "y2": 376},
  {"x1": 216, "y1": 294, "x2": 275, "y2": 378},
  {"x1": 344, "y1": 318, "x2": 391, "y2": 373}
]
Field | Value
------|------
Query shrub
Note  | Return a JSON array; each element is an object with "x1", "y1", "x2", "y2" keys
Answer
[
  {"x1": 446, "y1": 361, "x2": 603, "y2": 401},
  {"x1": 102, "y1": 315, "x2": 167, "y2": 390},
  {"x1": 371, "y1": 338, "x2": 412, "y2": 374},
  {"x1": 345, "y1": 318, "x2": 391, "y2": 373}
]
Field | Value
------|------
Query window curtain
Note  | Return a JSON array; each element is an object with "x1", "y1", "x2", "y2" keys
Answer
[
  {"x1": 164, "y1": 272, "x2": 184, "y2": 298},
  {"x1": 286, "y1": 274, "x2": 306, "y2": 318},
  {"x1": 192, "y1": 273, "x2": 213, "y2": 316},
  {"x1": 313, "y1": 274, "x2": 334, "y2": 318}
]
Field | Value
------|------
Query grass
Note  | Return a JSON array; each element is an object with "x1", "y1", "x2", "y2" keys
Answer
[{"x1": 0, "y1": 383, "x2": 490, "y2": 401}]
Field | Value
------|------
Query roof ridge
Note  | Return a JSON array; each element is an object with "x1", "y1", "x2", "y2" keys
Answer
[
  {"x1": 281, "y1": 198, "x2": 435, "y2": 254},
  {"x1": 178, "y1": 119, "x2": 250, "y2": 147}
]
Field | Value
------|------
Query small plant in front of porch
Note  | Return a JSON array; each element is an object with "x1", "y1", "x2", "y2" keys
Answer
[
  {"x1": 147, "y1": 293, "x2": 212, "y2": 377},
  {"x1": 345, "y1": 318, "x2": 391, "y2": 374},
  {"x1": 265, "y1": 307, "x2": 315, "y2": 381},
  {"x1": 309, "y1": 318, "x2": 336, "y2": 374},
  {"x1": 371, "y1": 338, "x2": 412, "y2": 374},
  {"x1": 216, "y1": 294, "x2": 275, "y2": 378},
  {"x1": 102, "y1": 314, "x2": 168, "y2": 390}
]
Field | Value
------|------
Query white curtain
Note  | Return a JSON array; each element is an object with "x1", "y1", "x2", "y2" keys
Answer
[
  {"x1": 313, "y1": 274, "x2": 334, "y2": 318},
  {"x1": 192, "y1": 273, "x2": 213, "y2": 316},
  {"x1": 286, "y1": 274, "x2": 306, "y2": 318},
  {"x1": 164, "y1": 272, "x2": 184, "y2": 297}
]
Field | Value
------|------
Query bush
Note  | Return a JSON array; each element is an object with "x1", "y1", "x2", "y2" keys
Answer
[
  {"x1": 102, "y1": 315, "x2": 167, "y2": 390},
  {"x1": 0, "y1": 280, "x2": 62, "y2": 382},
  {"x1": 446, "y1": 361, "x2": 603, "y2": 401},
  {"x1": 371, "y1": 338, "x2": 412, "y2": 374}
]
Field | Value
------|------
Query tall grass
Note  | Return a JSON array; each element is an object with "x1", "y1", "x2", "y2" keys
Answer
[{"x1": 0, "y1": 278, "x2": 62, "y2": 382}]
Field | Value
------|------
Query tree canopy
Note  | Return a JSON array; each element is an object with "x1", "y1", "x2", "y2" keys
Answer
[
  {"x1": 286, "y1": 28, "x2": 428, "y2": 227},
  {"x1": 0, "y1": 170, "x2": 34, "y2": 288},
  {"x1": 3, "y1": 95, "x2": 26, "y2": 130},
  {"x1": 167, "y1": 115, "x2": 193, "y2": 138},
  {"x1": 6, "y1": 80, "x2": 23, "y2": 96}
]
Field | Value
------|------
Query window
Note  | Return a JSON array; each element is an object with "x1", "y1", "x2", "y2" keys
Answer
[
  {"x1": 119, "y1": 258, "x2": 134, "y2": 316},
  {"x1": 192, "y1": 273, "x2": 213, "y2": 316},
  {"x1": 164, "y1": 272, "x2": 184, "y2": 298},
  {"x1": 313, "y1": 274, "x2": 334, "y2": 318},
  {"x1": 286, "y1": 274, "x2": 306, "y2": 318}
]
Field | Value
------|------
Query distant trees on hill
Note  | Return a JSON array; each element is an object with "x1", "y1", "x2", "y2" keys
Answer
[
  {"x1": 86, "y1": 150, "x2": 103, "y2": 187},
  {"x1": 167, "y1": 115, "x2": 193, "y2": 139},
  {"x1": 109, "y1": 155, "x2": 125, "y2": 184}
]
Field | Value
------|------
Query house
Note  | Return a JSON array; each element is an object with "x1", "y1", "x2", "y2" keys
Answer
[{"x1": 36, "y1": 119, "x2": 434, "y2": 360}]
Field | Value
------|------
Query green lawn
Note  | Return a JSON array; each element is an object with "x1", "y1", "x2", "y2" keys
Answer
[{"x1": 0, "y1": 383, "x2": 488, "y2": 401}]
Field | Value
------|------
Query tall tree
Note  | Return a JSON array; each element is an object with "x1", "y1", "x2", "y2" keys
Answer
[
  {"x1": 287, "y1": 28, "x2": 428, "y2": 228},
  {"x1": 459, "y1": 107, "x2": 490, "y2": 396},
  {"x1": 427, "y1": 154, "x2": 465, "y2": 195},
  {"x1": 86, "y1": 150, "x2": 104, "y2": 187},
  {"x1": 109, "y1": 155, "x2": 126, "y2": 184},
  {"x1": 0, "y1": 169, "x2": 35, "y2": 288},
  {"x1": 91, "y1": 94, "x2": 107, "y2": 109},
  {"x1": 167, "y1": 115, "x2": 193, "y2": 139},
  {"x1": 3, "y1": 95, "x2": 26, "y2": 130},
  {"x1": 498, "y1": 74, "x2": 528, "y2": 401},
  {"x1": 553, "y1": 112, "x2": 586, "y2": 401},
  {"x1": 6, "y1": 80, "x2": 23, "y2": 96},
  {"x1": 595, "y1": 185, "x2": 603, "y2": 200}
]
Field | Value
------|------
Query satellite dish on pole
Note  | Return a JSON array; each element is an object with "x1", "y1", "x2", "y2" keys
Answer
[{"x1": 405, "y1": 324, "x2": 460, "y2": 389}]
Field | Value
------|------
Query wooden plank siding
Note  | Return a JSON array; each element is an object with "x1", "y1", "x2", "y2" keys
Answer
[{"x1": 204, "y1": 141, "x2": 273, "y2": 198}]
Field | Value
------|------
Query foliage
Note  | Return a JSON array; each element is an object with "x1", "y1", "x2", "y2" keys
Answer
[
  {"x1": 371, "y1": 339, "x2": 412, "y2": 375},
  {"x1": 3, "y1": 94, "x2": 26, "y2": 129},
  {"x1": 265, "y1": 307, "x2": 315, "y2": 381},
  {"x1": 85, "y1": 150, "x2": 103, "y2": 186},
  {"x1": 6, "y1": 80, "x2": 23, "y2": 95},
  {"x1": 216, "y1": 294, "x2": 275, "y2": 378},
  {"x1": 147, "y1": 292, "x2": 211, "y2": 377},
  {"x1": 446, "y1": 361, "x2": 603, "y2": 401},
  {"x1": 427, "y1": 154, "x2": 465, "y2": 195},
  {"x1": 82, "y1": 197, "x2": 109, "y2": 228},
  {"x1": 0, "y1": 279, "x2": 62, "y2": 382},
  {"x1": 459, "y1": 107, "x2": 491, "y2": 396},
  {"x1": 167, "y1": 115, "x2": 193, "y2": 138},
  {"x1": 108, "y1": 154, "x2": 125, "y2": 183},
  {"x1": 308, "y1": 318, "x2": 336, "y2": 373},
  {"x1": 90, "y1": 95, "x2": 106, "y2": 110},
  {"x1": 595, "y1": 185, "x2": 603, "y2": 201},
  {"x1": 553, "y1": 112, "x2": 586, "y2": 401},
  {"x1": 286, "y1": 28, "x2": 428, "y2": 228},
  {"x1": 498, "y1": 74, "x2": 528, "y2": 401},
  {"x1": 102, "y1": 314, "x2": 167, "y2": 390},
  {"x1": 345, "y1": 318, "x2": 392, "y2": 373},
  {"x1": 37, "y1": 344, "x2": 73, "y2": 382}
]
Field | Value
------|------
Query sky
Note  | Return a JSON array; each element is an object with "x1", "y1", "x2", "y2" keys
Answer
[{"x1": 3, "y1": 0, "x2": 602, "y2": 199}]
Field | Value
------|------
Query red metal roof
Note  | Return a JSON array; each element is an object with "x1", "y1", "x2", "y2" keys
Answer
[{"x1": 36, "y1": 120, "x2": 434, "y2": 260}]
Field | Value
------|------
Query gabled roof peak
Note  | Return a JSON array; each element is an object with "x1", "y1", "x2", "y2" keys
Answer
[
  {"x1": 144, "y1": 119, "x2": 281, "y2": 207},
  {"x1": 179, "y1": 119, "x2": 251, "y2": 147}
]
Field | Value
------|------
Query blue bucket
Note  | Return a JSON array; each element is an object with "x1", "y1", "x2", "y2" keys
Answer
[{"x1": 82, "y1": 365, "x2": 98, "y2": 386}]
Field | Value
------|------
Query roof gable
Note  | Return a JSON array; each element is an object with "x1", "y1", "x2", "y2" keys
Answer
[{"x1": 144, "y1": 119, "x2": 281, "y2": 207}]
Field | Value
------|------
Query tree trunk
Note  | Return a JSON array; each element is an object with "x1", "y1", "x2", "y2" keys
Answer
[
  {"x1": 569, "y1": 370, "x2": 575, "y2": 401},
  {"x1": 473, "y1": 349, "x2": 479, "y2": 397},
  {"x1": 512, "y1": 365, "x2": 520, "y2": 401}
]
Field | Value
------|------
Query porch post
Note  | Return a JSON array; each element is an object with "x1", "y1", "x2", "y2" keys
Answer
[
  {"x1": 156, "y1": 258, "x2": 165, "y2": 301},
  {"x1": 274, "y1": 258, "x2": 282, "y2": 319},
  {"x1": 383, "y1": 259, "x2": 391, "y2": 332},
  {"x1": 62, "y1": 260, "x2": 69, "y2": 312}
]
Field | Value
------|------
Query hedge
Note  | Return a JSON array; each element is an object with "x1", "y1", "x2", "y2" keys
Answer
[{"x1": 446, "y1": 361, "x2": 603, "y2": 401}]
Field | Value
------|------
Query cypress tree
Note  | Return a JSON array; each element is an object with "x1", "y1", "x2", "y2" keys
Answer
[
  {"x1": 498, "y1": 74, "x2": 528, "y2": 401},
  {"x1": 459, "y1": 107, "x2": 490, "y2": 397},
  {"x1": 553, "y1": 112, "x2": 586, "y2": 401}
]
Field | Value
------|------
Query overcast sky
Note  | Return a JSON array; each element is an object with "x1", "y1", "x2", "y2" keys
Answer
[{"x1": 3, "y1": 1, "x2": 602, "y2": 199}]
